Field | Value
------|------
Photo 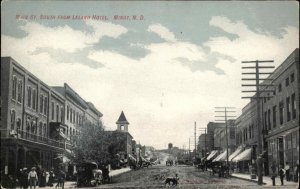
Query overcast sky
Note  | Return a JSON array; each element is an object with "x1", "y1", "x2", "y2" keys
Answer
[{"x1": 1, "y1": 1, "x2": 299, "y2": 149}]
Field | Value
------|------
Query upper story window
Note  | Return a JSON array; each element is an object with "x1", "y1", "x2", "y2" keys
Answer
[
  {"x1": 43, "y1": 123, "x2": 47, "y2": 137},
  {"x1": 272, "y1": 105, "x2": 277, "y2": 128},
  {"x1": 286, "y1": 96, "x2": 291, "y2": 122},
  {"x1": 285, "y1": 77, "x2": 290, "y2": 87},
  {"x1": 32, "y1": 89, "x2": 36, "y2": 110},
  {"x1": 17, "y1": 80, "x2": 23, "y2": 103},
  {"x1": 12, "y1": 76, "x2": 17, "y2": 100},
  {"x1": 279, "y1": 101, "x2": 284, "y2": 125},
  {"x1": 27, "y1": 86, "x2": 32, "y2": 108},
  {"x1": 73, "y1": 110, "x2": 76, "y2": 123},
  {"x1": 61, "y1": 106, "x2": 64, "y2": 123},
  {"x1": 278, "y1": 83, "x2": 282, "y2": 92},
  {"x1": 44, "y1": 97, "x2": 48, "y2": 115},
  {"x1": 290, "y1": 73, "x2": 295, "y2": 83},
  {"x1": 56, "y1": 104, "x2": 59, "y2": 122},
  {"x1": 51, "y1": 102, "x2": 55, "y2": 120},
  {"x1": 67, "y1": 106, "x2": 69, "y2": 120},
  {"x1": 70, "y1": 108, "x2": 73, "y2": 122},
  {"x1": 40, "y1": 95, "x2": 44, "y2": 113},
  {"x1": 291, "y1": 93, "x2": 296, "y2": 119},
  {"x1": 10, "y1": 110, "x2": 16, "y2": 130}
]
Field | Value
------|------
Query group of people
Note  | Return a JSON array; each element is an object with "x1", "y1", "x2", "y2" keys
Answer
[
  {"x1": 271, "y1": 161, "x2": 299, "y2": 186},
  {"x1": 3, "y1": 166, "x2": 66, "y2": 189}
]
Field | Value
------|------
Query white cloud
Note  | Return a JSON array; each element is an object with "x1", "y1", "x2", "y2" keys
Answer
[
  {"x1": 1, "y1": 17, "x2": 298, "y2": 149},
  {"x1": 147, "y1": 23, "x2": 176, "y2": 42},
  {"x1": 205, "y1": 16, "x2": 299, "y2": 67}
]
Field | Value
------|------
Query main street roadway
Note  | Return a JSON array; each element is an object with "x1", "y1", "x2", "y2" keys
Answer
[{"x1": 94, "y1": 152, "x2": 263, "y2": 189}]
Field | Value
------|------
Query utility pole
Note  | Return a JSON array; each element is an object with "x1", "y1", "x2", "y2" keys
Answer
[
  {"x1": 215, "y1": 107, "x2": 236, "y2": 173},
  {"x1": 194, "y1": 122, "x2": 197, "y2": 160},
  {"x1": 241, "y1": 60, "x2": 274, "y2": 185}
]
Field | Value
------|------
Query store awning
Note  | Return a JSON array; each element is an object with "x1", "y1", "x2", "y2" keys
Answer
[
  {"x1": 232, "y1": 148, "x2": 252, "y2": 162},
  {"x1": 229, "y1": 147, "x2": 243, "y2": 161},
  {"x1": 206, "y1": 150, "x2": 218, "y2": 161},
  {"x1": 213, "y1": 150, "x2": 228, "y2": 162}
]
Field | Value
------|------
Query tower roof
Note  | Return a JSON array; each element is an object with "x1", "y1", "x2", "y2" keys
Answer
[{"x1": 116, "y1": 111, "x2": 129, "y2": 124}]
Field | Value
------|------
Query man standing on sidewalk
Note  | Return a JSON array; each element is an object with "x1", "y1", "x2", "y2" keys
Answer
[
  {"x1": 285, "y1": 162, "x2": 290, "y2": 181},
  {"x1": 279, "y1": 165, "x2": 286, "y2": 186},
  {"x1": 28, "y1": 167, "x2": 38, "y2": 189},
  {"x1": 271, "y1": 162, "x2": 277, "y2": 186}
]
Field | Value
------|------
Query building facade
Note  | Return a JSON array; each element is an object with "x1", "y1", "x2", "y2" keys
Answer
[
  {"x1": 206, "y1": 122, "x2": 225, "y2": 151},
  {"x1": 1, "y1": 57, "x2": 103, "y2": 179},
  {"x1": 1, "y1": 57, "x2": 66, "y2": 176},
  {"x1": 261, "y1": 48, "x2": 299, "y2": 177}
]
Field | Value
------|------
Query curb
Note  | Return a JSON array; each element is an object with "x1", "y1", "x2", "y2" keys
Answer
[{"x1": 230, "y1": 175, "x2": 266, "y2": 185}]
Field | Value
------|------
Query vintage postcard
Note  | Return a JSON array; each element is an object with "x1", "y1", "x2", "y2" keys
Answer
[{"x1": 1, "y1": 1, "x2": 299, "y2": 188}]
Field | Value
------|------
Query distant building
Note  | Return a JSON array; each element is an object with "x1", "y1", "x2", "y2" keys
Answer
[
  {"x1": 168, "y1": 143, "x2": 173, "y2": 149},
  {"x1": 197, "y1": 134, "x2": 208, "y2": 157},
  {"x1": 206, "y1": 122, "x2": 225, "y2": 151}
]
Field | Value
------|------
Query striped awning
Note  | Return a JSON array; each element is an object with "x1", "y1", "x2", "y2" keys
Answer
[
  {"x1": 206, "y1": 150, "x2": 218, "y2": 160},
  {"x1": 213, "y1": 150, "x2": 228, "y2": 162},
  {"x1": 229, "y1": 147, "x2": 243, "y2": 161},
  {"x1": 232, "y1": 148, "x2": 252, "y2": 162}
]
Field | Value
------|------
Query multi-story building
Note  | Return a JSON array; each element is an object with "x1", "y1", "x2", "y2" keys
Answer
[
  {"x1": 261, "y1": 48, "x2": 299, "y2": 177},
  {"x1": 206, "y1": 122, "x2": 225, "y2": 151},
  {"x1": 213, "y1": 120, "x2": 236, "y2": 152},
  {"x1": 1, "y1": 57, "x2": 103, "y2": 179},
  {"x1": 1, "y1": 57, "x2": 66, "y2": 176},
  {"x1": 234, "y1": 100, "x2": 258, "y2": 173},
  {"x1": 197, "y1": 134, "x2": 208, "y2": 157}
]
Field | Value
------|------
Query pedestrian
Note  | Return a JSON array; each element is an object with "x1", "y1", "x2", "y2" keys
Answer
[
  {"x1": 285, "y1": 162, "x2": 290, "y2": 181},
  {"x1": 271, "y1": 162, "x2": 277, "y2": 186},
  {"x1": 39, "y1": 169, "x2": 46, "y2": 187},
  {"x1": 22, "y1": 168, "x2": 29, "y2": 189},
  {"x1": 48, "y1": 169, "x2": 54, "y2": 187},
  {"x1": 28, "y1": 167, "x2": 38, "y2": 189},
  {"x1": 59, "y1": 169, "x2": 66, "y2": 189},
  {"x1": 279, "y1": 165, "x2": 286, "y2": 186}
]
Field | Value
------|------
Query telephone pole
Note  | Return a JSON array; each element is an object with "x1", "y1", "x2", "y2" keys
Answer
[
  {"x1": 215, "y1": 107, "x2": 236, "y2": 172},
  {"x1": 241, "y1": 59, "x2": 274, "y2": 185}
]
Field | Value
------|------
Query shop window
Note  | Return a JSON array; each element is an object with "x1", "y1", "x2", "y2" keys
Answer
[
  {"x1": 17, "y1": 80, "x2": 23, "y2": 103},
  {"x1": 12, "y1": 76, "x2": 17, "y2": 100},
  {"x1": 291, "y1": 93, "x2": 296, "y2": 119}
]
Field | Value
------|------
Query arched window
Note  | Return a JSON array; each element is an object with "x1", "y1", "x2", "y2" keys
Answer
[
  {"x1": 10, "y1": 110, "x2": 16, "y2": 130},
  {"x1": 12, "y1": 76, "x2": 17, "y2": 100}
]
